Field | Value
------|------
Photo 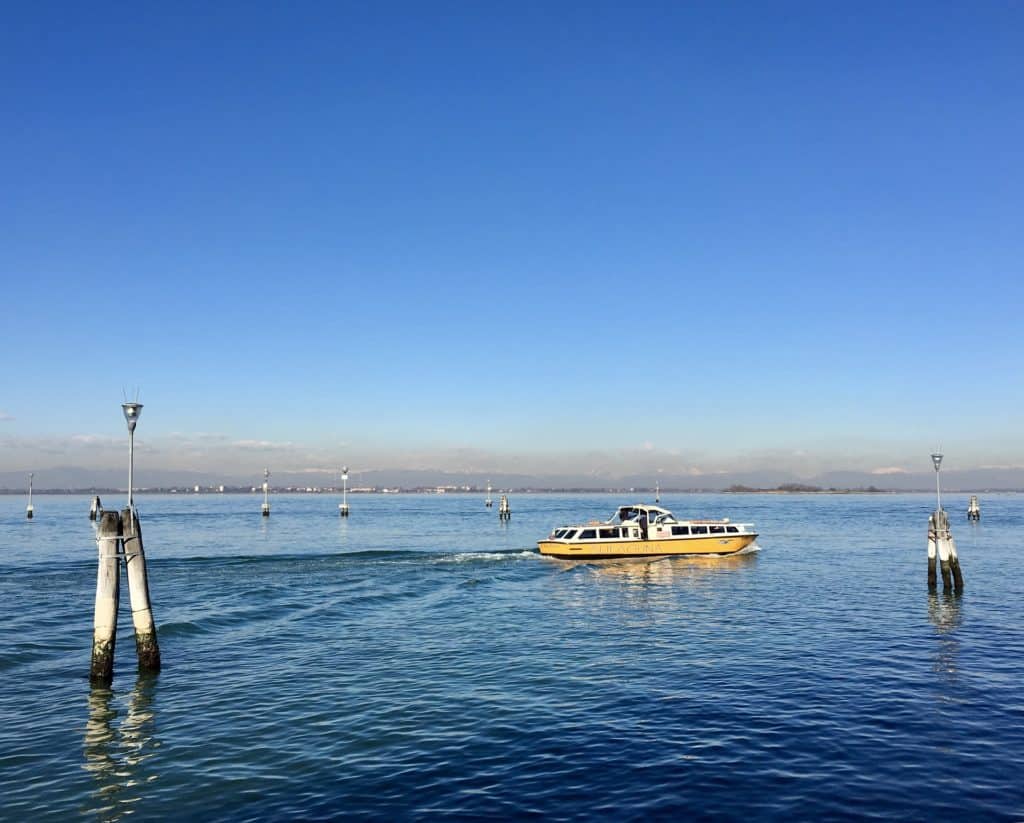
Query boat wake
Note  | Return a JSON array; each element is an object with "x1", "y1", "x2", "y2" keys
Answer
[{"x1": 433, "y1": 549, "x2": 538, "y2": 563}]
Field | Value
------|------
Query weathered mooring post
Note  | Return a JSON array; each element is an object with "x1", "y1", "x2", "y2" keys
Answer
[
  {"x1": 91, "y1": 510, "x2": 122, "y2": 686},
  {"x1": 928, "y1": 452, "x2": 964, "y2": 594},
  {"x1": 967, "y1": 495, "x2": 980, "y2": 521},
  {"x1": 122, "y1": 506, "x2": 161, "y2": 672},
  {"x1": 26, "y1": 472, "x2": 34, "y2": 519},
  {"x1": 339, "y1": 466, "x2": 349, "y2": 517},
  {"x1": 262, "y1": 467, "x2": 271, "y2": 517},
  {"x1": 90, "y1": 495, "x2": 102, "y2": 521},
  {"x1": 120, "y1": 400, "x2": 161, "y2": 673},
  {"x1": 499, "y1": 494, "x2": 511, "y2": 521}
]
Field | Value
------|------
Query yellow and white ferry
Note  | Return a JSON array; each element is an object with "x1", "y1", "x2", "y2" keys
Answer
[{"x1": 537, "y1": 503, "x2": 758, "y2": 560}]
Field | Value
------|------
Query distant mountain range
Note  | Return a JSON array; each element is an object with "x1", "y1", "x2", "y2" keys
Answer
[{"x1": 2, "y1": 465, "x2": 1021, "y2": 492}]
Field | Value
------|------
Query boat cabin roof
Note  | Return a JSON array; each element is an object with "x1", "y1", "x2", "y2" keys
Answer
[{"x1": 612, "y1": 504, "x2": 675, "y2": 523}]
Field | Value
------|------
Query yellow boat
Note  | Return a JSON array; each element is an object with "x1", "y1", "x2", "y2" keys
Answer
[{"x1": 537, "y1": 503, "x2": 758, "y2": 559}]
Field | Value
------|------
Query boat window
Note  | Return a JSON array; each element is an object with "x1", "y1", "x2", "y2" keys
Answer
[
  {"x1": 671, "y1": 525, "x2": 690, "y2": 536},
  {"x1": 561, "y1": 529, "x2": 577, "y2": 540},
  {"x1": 599, "y1": 527, "x2": 619, "y2": 539},
  {"x1": 710, "y1": 525, "x2": 725, "y2": 534},
  {"x1": 726, "y1": 526, "x2": 738, "y2": 533},
  {"x1": 578, "y1": 529, "x2": 597, "y2": 540},
  {"x1": 691, "y1": 525, "x2": 709, "y2": 535}
]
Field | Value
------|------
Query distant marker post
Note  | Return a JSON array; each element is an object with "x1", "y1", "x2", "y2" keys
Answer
[
  {"x1": 339, "y1": 466, "x2": 349, "y2": 517},
  {"x1": 262, "y1": 468, "x2": 271, "y2": 517},
  {"x1": 26, "y1": 472, "x2": 34, "y2": 519}
]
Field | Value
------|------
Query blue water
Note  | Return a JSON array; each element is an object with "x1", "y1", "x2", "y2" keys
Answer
[{"x1": 1, "y1": 492, "x2": 1023, "y2": 820}]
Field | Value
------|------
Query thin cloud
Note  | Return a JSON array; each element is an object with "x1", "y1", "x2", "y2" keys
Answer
[
  {"x1": 0, "y1": 411, "x2": 13, "y2": 422},
  {"x1": 231, "y1": 439, "x2": 295, "y2": 451}
]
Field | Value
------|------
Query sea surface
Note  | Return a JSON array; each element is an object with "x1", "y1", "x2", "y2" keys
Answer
[{"x1": 1, "y1": 491, "x2": 1023, "y2": 821}]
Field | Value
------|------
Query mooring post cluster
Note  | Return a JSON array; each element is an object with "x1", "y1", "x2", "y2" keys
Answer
[
  {"x1": 927, "y1": 452, "x2": 964, "y2": 595},
  {"x1": 90, "y1": 401, "x2": 161, "y2": 686},
  {"x1": 967, "y1": 494, "x2": 980, "y2": 521},
  {"x1": 339, "y1": 466, "x2": 350, "y2": 517},
  {"x1": 89, "y1": 495, "x2": 102, "y2": 521},
  {"x1": 499, "y1": 494, "x2": 511, "y2": 521}
]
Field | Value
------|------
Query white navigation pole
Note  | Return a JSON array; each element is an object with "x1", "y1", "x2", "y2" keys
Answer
[
  {"x1": 339, "y1": 466, "x2": 349, "y2": 517},
  {"x1": 931, "y1": 451, "x2": 943, "y2": 513},
  {"x1": 485, "y1": 480, "x2": 492, "y2": 508},
  {"x1": 122, "y1": 401, "x2": 143, "y2": 509},
  {"x1": 262, "y1": 467, "x2": 271, "y2": 517},
  {"x1": 26, "y1": 472, "x2": 34, "y2": 519}
]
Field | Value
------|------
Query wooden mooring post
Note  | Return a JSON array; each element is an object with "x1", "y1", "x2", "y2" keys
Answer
[
  {"x1": 90, "y1": 508, "x2": 161, "y2": 685},
  {"x1": 928, "y1": 509, "x2": 964, "y2": 594},
  {"x1": 927, "y1": 452, "x2": 963, "y2": 594},
  {"x1": 498, "y1": 494, "x2": 511, "y2": 521},
  {"x1": 90, "y1": 495, "x2": 102, "y2": 521},
  {"x1": 967, "y1": 495, "x2": 980, "y2": 521},
  {"x1": 91, "y1": 510, "x2": 122, "y2": 686},
  {"x1": 122, "y1": 507, "x2": 161, "y2": 673}
]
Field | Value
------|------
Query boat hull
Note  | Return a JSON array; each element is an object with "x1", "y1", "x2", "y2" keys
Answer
[{"x1": 537, "y1": 533, "x2": 757, "y2": 560}]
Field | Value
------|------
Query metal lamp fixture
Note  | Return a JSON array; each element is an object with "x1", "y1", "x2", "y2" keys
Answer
[
  {"x1": 122, "y1": 402, "x2": 143, "y2": 507},
  {"x1": 931, "y1": 451, "x2": 944, "y2": 512}
]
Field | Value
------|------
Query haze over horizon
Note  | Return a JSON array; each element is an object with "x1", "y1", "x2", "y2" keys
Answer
[{"x1": 2, "y1": 3, "x2": 1021, "y2": 487}]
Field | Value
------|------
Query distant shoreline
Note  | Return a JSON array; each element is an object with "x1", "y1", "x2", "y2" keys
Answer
[{"x1": 2, "y1": 487, "x2": 1021, "y2": 495}]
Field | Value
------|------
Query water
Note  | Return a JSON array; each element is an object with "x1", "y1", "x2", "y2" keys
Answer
[{"x1": 2, "y1": 492, "x2": 1023, "y2": 820}]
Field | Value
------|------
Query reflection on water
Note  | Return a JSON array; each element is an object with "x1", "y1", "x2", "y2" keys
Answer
[
  {"x1": 548, "y1": 552, "x2": 760, "y2": 620},
  {"x1": 927, "y1": 592, "x2": 963, "y2": 682},
  {"x1": 561, "y1": 550, "x2": 760, "y2": 585},
  {"x1": 82, "y1": 675, "x2": 160, "y2": 820}
]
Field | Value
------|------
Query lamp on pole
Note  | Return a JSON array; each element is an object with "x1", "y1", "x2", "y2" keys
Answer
[
  {"x1": 931, "y1": 451, "x2": 944, "y2": 513},
  {"x1": 122, "y1": 402, "x2": 143, "y2": 509}
]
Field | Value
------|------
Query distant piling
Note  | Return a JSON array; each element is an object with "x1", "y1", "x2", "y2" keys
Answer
[
  {"x1": 26, "y1": 473, "x2": 34, "y2": 519},
  {"x1": 498, "y1": 494, "x2": 511, "y2": 521},
  {"x1": 91, "y1": 511, "x2": 122, "y2": 686},
  {"x1": 339, "y1": 466, "x2": 349, "y2": 517},
  {"x1": 928, "y1": 509, "x2": 964, "y2": 594},
  {"x1": 90, "y1": 496, "x2": 102, "y2": 521},
  {"x1": 262, "y1": 468, "x2": 270, "y2": 517},
  {"x1": 122, "y1": 507, "x2": 161, "y2": 673},
  {"x1": 967, "y1": 495, "x2": 980, "y2": 521}
]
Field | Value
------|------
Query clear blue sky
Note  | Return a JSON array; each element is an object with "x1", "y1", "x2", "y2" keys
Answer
[{"x1": 2, "y1": 2, "x2": 1022, "y2": 479}]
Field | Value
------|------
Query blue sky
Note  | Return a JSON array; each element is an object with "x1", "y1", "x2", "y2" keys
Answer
[{"x1": 2, "y1": 2, "x2": 1022, "y2": 481}]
